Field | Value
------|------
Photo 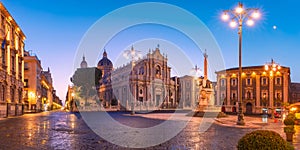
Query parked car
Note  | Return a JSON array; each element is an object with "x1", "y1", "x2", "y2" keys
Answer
[{"x1": 274, "y1": 112, "x2": 281, "y2": 118}]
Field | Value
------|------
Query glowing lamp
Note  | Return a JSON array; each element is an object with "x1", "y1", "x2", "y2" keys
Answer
[
  {"x1": 252, "y1": 11, "x2": 260, "y2": 19},
  {"x1": 222, "y1": 13, "x2": 229, "y2": 21},
  {"x1": 230, "y1": 20, "x2": 237, "y2": 28},
  {"x1": 246, "y1": 19, "x2": 254, "y2": 26}
]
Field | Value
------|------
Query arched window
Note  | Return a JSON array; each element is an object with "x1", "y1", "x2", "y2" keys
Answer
[
  {"x1": 156, "y1": 65, "x2": 161, "y2": 77},
  {"x1": 247, "y1": 91, "x2": 251, "y2": 99},
  {"x1": 139, "y1": 67, "x2": 144, "y2": 75},
  {"x1": 139, "y1": 89, "x2": 143, "y2": 94},
  {"x1": 0, "y1": 84, "x2": 4, "y2": 101}
]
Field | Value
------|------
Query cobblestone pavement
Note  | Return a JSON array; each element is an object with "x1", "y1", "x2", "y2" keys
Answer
[{"x1": 0, "y1": 111, "x2": 297, "y2": 150}]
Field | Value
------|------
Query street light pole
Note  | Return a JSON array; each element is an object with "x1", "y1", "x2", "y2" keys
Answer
[
  {"x1": 221, "y1": 2, "x2": 261, "y2": 125},
  {"x1": 237, "y1": 21, "x2": 245, "y2": 125}
]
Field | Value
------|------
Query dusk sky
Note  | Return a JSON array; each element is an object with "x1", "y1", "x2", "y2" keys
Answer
[{"x1": 2, "y1": 0, "x2": 300, "y2": 101}]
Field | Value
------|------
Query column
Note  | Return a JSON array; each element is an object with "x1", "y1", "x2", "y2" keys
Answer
[
  {"x1": 226, "y1": 76, "x2": 231, "y2": 106},
  {"x1": 269, "y1": 76, "x2": 274, "y2": 108},
  {"x1": 217, "y1": 77, "x2": 220, "y2": 105},
  {"x1": 283, "y1": 73, "x2": 289, "y2": 103},
  {"x1": 256, "y1": 74, "x2": 261, "y2": 107}
]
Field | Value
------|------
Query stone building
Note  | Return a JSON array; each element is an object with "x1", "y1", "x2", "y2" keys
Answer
[
  {"x1": 100, "y1": 46, "x2": 176, "y2": 110},
  {"x1": 24, "y1": 50, "x2": 56, "y2": 112},
  {"x1": 23, "y1": 50, "x2": 42, "y2": 112},
  {"x1": 0, "y1": 2, "x2": 26, "y2": 117},
  {"x1": 215, "y1": 62, "x2": 290, "y2": 114},
  {"x1": 41, "y1": 68, "x2": 54, "y2": 111},
  {"x1": 290, "y1": 83, "x2": 300, "y2": 104}
]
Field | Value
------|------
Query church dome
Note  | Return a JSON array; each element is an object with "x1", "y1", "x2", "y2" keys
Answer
[
  {"x1": 97, "y1": 50, "x2": 113, "y2": 68},
  {"x1": 80, "y1": 55, "x2": 88, "y2": 68}
]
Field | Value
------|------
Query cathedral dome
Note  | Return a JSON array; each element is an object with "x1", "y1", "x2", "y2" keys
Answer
[{"x1": 97, "y1": 50, "x2": 113, "y2": 68}]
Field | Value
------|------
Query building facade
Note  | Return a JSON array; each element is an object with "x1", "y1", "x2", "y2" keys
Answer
[
  {"x1": 40, "y1": 68, "x2": 54, "y2": 111},
  {"x1": 0, "y1": 2, "x2": 26, "y2": 117},
  {"x1": 109, "y1": 46, "x2": 176, "y2": 110},
  {"x1": 24, "y1": 50, "x2": 56, "y2": 112},
  {"x1": 215, "y1": 64, "x2": 290, "y2": 114},
  {"x1": 24, "y1": 51, "x2": 42, "y2": 111},
  {"x1": 290, "y1": 83, "x2": 300, "y2": 104}
]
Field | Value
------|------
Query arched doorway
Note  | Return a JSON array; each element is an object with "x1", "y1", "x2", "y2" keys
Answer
[
  {"x1": 246, "y1": 102, "x2": 252, "y2": 114},
  {"x1": 232, "y1": 107, "x2": 236, "y2": 113}
]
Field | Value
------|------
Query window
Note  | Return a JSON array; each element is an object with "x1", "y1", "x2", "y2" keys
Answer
[
  {"x1": 231, "y1": 78, "x2": 237, "y2": 86},
  {"x1": 18, "y1": 90, "x2": 22, "y2": 103},
  {"x1": 156, "y1": 65, "x2": 161, "y2": 76},
  {"x1": 0, "y1": 85, "x2": 4, "y2": 101},
  {"x1": 246, "y1": 78, "x2": 252, "y2": 86},
  {"x1": 11, "y1": 56, "x2": 15, "y2": 72},
  {"x1": 1, "y1": 46, "x2": 5, "y2": 66},
  {"x1": 275, "y1": 91, "x2": 282, "y2": 100},
  {"x1": 221, "y1": 79, "x2": 226, "y2": 87},
  {"x1": 186, "y1": 82, "x2": 190, "y2": 88},
  {"x1": 139, "y1": 89, "x2": 143, "y2": 94},
  {"x1": 275, "y1": 77, "x2": 281, "y2": 85},
  {"x1": 261, "y1": 77, "x2": 268, "y2": 86},
  {"x1": 139, "y1": 67, "x2": 144, "y2": 75},
  {"x1": 11, "y1": 86, "x2": 15, "y2": 103},
  {"x1": 231, "y1": 90, "x2": 237, "y2": 99},
  {"x1": 24, "y1": 62, "x2": 29, "y2": 70},
  {"x1": 24, "y1": 79, "x2": 29, "y2": 88},
  {"x1": 262, "y1": 91, "x2": 268, "y2": 99}
]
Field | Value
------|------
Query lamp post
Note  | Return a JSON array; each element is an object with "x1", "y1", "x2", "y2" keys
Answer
[
  {"x1": 123, "y1": 46, "x2": 142, "y2": 115},
  {"x1": 221, "y1": 2, "x2": 261, "y2": 125},
  {"x1": 264, "y1": 59, "x2": 281, "y2": 119}
]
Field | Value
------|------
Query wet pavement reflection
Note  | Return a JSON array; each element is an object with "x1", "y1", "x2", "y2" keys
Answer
[{"x1": 0, "y1": 111, "x2": 262, "y2": 149}]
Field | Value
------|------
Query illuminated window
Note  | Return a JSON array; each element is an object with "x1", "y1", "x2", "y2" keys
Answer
[
  {"x1": 24, "y1": 79, "x2": 29, "y2": 88},
  {"x1": 275, "y1": 91, "x2": 282, "y2": 100}
]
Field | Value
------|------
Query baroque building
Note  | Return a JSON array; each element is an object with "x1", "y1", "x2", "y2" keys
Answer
[
  {"x1": 109, "y1": 46, "x2": 176, "y2": 110},
  {"x1": 215, "y1": 62, "x2": 290, "y2": 114},
  {"x1": 0, "y1": 2, "x2": 26, "y2": 117}
]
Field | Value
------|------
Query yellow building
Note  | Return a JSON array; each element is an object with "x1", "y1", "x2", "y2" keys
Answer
[
  {"x1": 41, "y1": 68, "x2": 53, "y2": 111},
  {"x1": 23, "y1": 51, "x2": 42, "y2": 111},
  {"x1": 24, "y1": 50, "x2": 54, "y2": 112},
  {"x1": 0, "y1": 2, "x2": 26, "y2": 117}
]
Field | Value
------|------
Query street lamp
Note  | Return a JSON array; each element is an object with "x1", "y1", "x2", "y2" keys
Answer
[
  {"x1": 123, "y1": 46, "x2": 142, "y2": 115},
  {"x1": 264, "y1": 59, "x2": 281, "y2": 119},
  {"x1": 221, "y1": 2, "x2": 261, "y2": 125}
]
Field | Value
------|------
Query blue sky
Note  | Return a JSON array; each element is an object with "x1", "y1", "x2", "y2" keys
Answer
[{"x1": 2, "y1": 0, "x2": 300, "y2": 101}]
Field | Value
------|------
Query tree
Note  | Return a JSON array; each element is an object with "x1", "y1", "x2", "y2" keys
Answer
[{"x1": 70, "y1": 67, "x2": 102, "y2": 105}]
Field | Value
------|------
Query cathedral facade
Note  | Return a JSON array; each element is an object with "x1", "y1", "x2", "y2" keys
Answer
[{"x1": 98, "y1": 46, "x2": 177, "y2": 110}]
